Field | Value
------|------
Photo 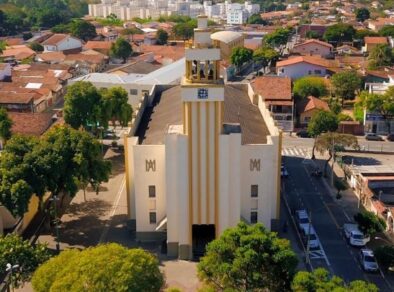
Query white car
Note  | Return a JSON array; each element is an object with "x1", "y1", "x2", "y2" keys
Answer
[
  {"x1": 360, "y1": 249, "x2": 379, "y2": 272},
  {"x1": 295, "y1": 210, "x2": 310, "y2": 230},
  {"x1": 301, "y1": 224, "x2": 320, "y2": 249}
]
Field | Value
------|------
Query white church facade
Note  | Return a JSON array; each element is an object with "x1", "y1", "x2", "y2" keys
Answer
[{"x1": 124, "y1": 16, "x2": 282, "y2": 259}]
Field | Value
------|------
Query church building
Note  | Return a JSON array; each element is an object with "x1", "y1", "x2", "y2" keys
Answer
[{"x1": 125, "y1": 16, "x2": 282, "y2": 260}]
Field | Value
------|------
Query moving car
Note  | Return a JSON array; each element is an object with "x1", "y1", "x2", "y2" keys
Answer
[
  {"x1": 296, "y1": 130, "x2": 310, "y2": 138},
  {"x1": 365, "y1": 133, "x2": 383, "y2": 141},
  {"x1": 387, "y1": 133, "x2": 394, "y2": 141},
  {"x1": 360, "y1": 249, "x2": 379, "y2": 272},
  {"x1": 295, "y1": 209, "x2": 310, "y2": 230},
  {"x1": 301, "y1": 225, "x2": 320, "y2": 249},
  {"x1": 343, "y1": 223, "x2": 370, "y2": 247},
  {"x1": 281, "y1": 164, "x2": 289, "y2": 178}
]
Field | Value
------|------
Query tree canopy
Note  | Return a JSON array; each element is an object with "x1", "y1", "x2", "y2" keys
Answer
[
  {"x1": 293, "y1": 77, "x2": 328, "y2": 100},
  {"x1": 230, "y1": 47, "x2": 253, "y2": 69},
  {"x1": 0, "y1": 234, "x2": 50, "y2": 287},
  {"x1": 110, "y1": 37, "x2": 133, "y2": 63},
  {"x1": 307, "y1": 110, "x2": 339, "y2": 138},
  {"x1": 156, "y1": 28, "x2": 169, "y2": 45},
  {"x1": 198, "y1": 222, "x2": 298, "y2": 292},
  {"x1": 70, "y1": 19, "x2": 97, "y2": 42},
  {"x1": 354, "y1": 211, "x2": 386, "y2": 237},
  {"x1": 374, "y1": 245, "x2": 394, "y2": 271},
  {"x1": 252, "y1": 46, "x2": 279, "y2": 68},
  {"x1": 368, "y1": 44, "x2": 393, "y2": 69},
  {"x1": 292, "y1": 268, "x2": 378, "y2": 292},
  {"x1": 323, "y1": 23, "x2": 356, "y2": 44},
  {"x1": 331, "y1": 71, "x2": 362, "y2": 105},
  {"x1": 264, "y1": 28, "x2": 292, "y2": 47},
  {"x1": 379, "y1": 25, "x2": 394, "y2": 38},
  {"x1": 0, "y1": 106, "x2": 12, "y2": 142},
  {"x1": 247, "y1": 14, "x2": 266, "y2": 25},
  {"x1": 172, "y1": 21, "x2": 196, "y2": 40},
  {"x1": 355, "y1": 8, "x2": 370, "y2": 22},
  {"x1": 32, "y1": 244, "x2": 164, "y2": 292}
]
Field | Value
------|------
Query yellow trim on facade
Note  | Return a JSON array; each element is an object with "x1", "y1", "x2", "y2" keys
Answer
[
  {"x1": 276, "y1": 130, "x2": 283, "y2": 219},
  {"x1": 197, "y1": 102, "x2": 201, "y2": 224},
  {"x1": 187, "y1": 102, "x2": 193, "y2": 245},
  {"x1": 124, "y1": 135, "x2": 131, "y2": 219},
  {"x1": 206, "y1": 102, "x2": 210, "y2": 224}
]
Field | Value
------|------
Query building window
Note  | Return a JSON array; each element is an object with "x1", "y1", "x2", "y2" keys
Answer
[
  {"x1": 129, "y1": 89, "x2": 138, "y2": 95},
  {"x1": 149, "y1": 212, "x2": 156, "y2": 224},
  {"x1": 314, "y1": 70, "x2": 322, "y2": 74},
  {"x1": 149, "y1": 185, "x2": 156, "y2": 198},
  {"x1": 308, "y1": 70, "x2": 312, "y2": 75},
  {"x1": 251, "y1": 211, "x2": 258, "y2": 224},
  {"x1": 251, "y1": 185, "x2": 258, "y2": 197}
]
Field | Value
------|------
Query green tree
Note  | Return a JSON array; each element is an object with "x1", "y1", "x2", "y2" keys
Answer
[
  {"x1": 230, "y1": 47, "x2": 253, "y2": 71},
  {"x1": 323, "y1": 23, "x2": 356, "y2": 44},
  {"x1": 64, "y1": 81, "x2": 102, "y2": 130},
  {"x1": 306, "y1": 30, "x2": 320, "y2": 39},
  {"x1": 252, "y1": 46, "x2": 279, "y2": 69},
  {"x1": 247, "y1": 14, "x2": 266, "y2": 25},
  {"x1": 355, "y1": 8, "x2": 370, "y2": 22},
  {"x1": 355, "y1": 29, "x2": 378, "y2": 41},
  {"x1": 354, "y1": 211, "x2": 386, "y2": 237},
  {"x1": 292, "y1": 268, "x2": 378, "y2": 292},
  {"x1": 0, "y1": 107, "x2": 12, "y2": 142},
  {"x1": 29, "y1": 41, "x2": 44, "y2": 52},
  {"x1": 315, "y1": 132, "x2": 358, "y2": 176},
  {"x1": 156, "y1": 28, "x2": 169, "y2": 45},
  {"x1": 172, "y1": 21, "x2": 196, "y2": 40},
  {"x1": 22, "y1": 32, "x2": 32, "y2": 40},
  {"x1": 374, "y1": 245, "x2": 394, "y2": 271},
  {"x1": 307, "y1": 110, "x2": 339, "y2": 159},
  {"x1": 379, "y1": 25, "x2": 394, "y2": 37},
  {"x1": 368, "y1": 44, "x2": 393, "y2": 69},
  {"x1": 110, "y1": 37, "x2": 133, "y2": 63},
  {"x1": 101, "y1": 86, "x2": 133, "y2": 128},
  {"x1": 293, "y1": 77, "x2": 328, "y2": 100},
  {"x1": 334, "y1": 178, "x2": 347, "y2": 199},
  {"x1": 198, "y1": 222, "x2": 298, "y2": 292},
  {"x1": 32, "y1": 244, "x2": 164, "y2": 292},
  {"x1": 264, "y1": 27, "x2": 292, "y2": 47},
  {"x1": 0, "y1": 234, "x2": 50, "y2": 288},
  {"x1": 51, "y1": 23, "x2": 71, "y2": 33},
  {"x1": 331, "y1": 71, "x2": 362, "y2": 106},
  {"x1": 70, "y1": 19, "x2": 97, "y2": 42},
  {"x1": 356, "y1": 90, "x2": 394, "y2": 133},
  {"x1": 337, "y1": 112, "x2": 353, "y2": 121}
]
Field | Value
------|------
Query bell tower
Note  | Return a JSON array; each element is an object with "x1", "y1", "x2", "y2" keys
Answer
[{"x1": 181, "y1": 15, "x2": 224, "y2": 258}]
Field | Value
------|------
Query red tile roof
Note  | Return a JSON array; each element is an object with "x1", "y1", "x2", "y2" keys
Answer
[
  {"x1": 8, "y1": 112, "x2": 54, "y2": 136},
  {"x1": 252, "y1": 76, "x2": 292, "y2": 101},
  {"x1": 364, "y1": 37, "x2": 388, "y2": 44},
  {"x1": 42, "y1": 34, "x2": 69, "y2": 46},
  {"x1": 298, "y1": 96, "x2": 330, "y2": 113},
  {"x1": 294, "y1": 39, "x2": 333, "y2": 49},
  {"x1": 277, "y1": 56, "x2": 335, "y2": 68},
  {"x1": 84, "y1": 41, "x2": 113, "y2": 50}
]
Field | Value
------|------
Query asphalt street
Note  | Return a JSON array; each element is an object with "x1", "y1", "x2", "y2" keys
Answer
[{"x1": 282, "y1": 155, "x2": 392, "y2": 291}]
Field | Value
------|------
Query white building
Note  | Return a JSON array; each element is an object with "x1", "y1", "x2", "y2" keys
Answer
[
  {"x1": 226, "y1": 1, "x2": 260, "y2": 24},
  {"x1": 42, "y1": 34, "x2": 83, "y2": 53},
  {"x1": 124, "y1": 16, "x2": 281, "y2": 259}
]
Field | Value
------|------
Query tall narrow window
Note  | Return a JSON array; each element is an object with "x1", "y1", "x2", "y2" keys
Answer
[
  {"x1": 149, "y1": 212, "x2": 156, "y2": 224},
  {"x1": 251, "y1": 211, "x2": 258, "y2": 224},
  {"x1": 149, "y1": 185, "x2": 156, "y2": 198},
  {"x1": 251, "y1": 185, "x2": 258, "y2": 198}
]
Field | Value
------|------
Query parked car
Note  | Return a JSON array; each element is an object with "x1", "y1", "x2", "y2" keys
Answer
[
  {"x1": 360, "y1": 249, "x2": 379, "y2": 272},
  {"x1": 343, "y1": 223, "x2": 370, "y2": 247},
  {"x1": 295, "y1": 209, "x2": 310, "y2": 230},
  {"x1": 387, "y1": 133, "x2": 394, "y2": 141},
  {"x1": 365, "y1": 133, "x2": 383, "y2": 141},
  {"x1": 296, "y1": 130, "x2": 310, "y2": 138},
  {"x1": 281, "y1": 164, "x2": 289, "y2": 178},
  {"x1": 300, "y1": 225, "x2": 320, "y2": 249}
]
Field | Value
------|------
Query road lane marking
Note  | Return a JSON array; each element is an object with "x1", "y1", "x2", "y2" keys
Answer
[
  {"x1": 324, "y1": 202, "x2": 340, "y2": 229},
  {"x1": 98, "y1": 176, "x2": 126, "y2": 243}
]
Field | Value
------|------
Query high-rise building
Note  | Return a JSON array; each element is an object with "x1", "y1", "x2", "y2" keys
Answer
[{"x1": 125, "y1": 16, "x2": 282, "y2": 260}]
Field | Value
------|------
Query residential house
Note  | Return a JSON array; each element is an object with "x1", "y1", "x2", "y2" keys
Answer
[
  {"x1": 292, "y1": 39, "x2": 333, "y2": 58},
  {"x1": 298, "y1": 24, "x2": 327, "y2": 39},
  {"x1": 9, "y1": 112, "x2": 55, "y2": 136},
  {"x1": 276, "y1": 56, "x2": 338, "y2": 79},
  {"x1": 83, "y1": 41, "x2": 113, "y2": 55},
  {"x1": 368, "y1": 18, "x2": 394, "y2": 31},
  {"x1": 210, "y1": 31, "x2": 244, "y2": 61},
  {"x1": 0, "y1": 45, "x2": 36, "y2": 62},
  {"x1": 251, "y1": 76, "x2": 294, "y2": 131},
  {"x1": 0, "y1": 91, "x2": 36, "y2": 112},
  {"x1": 64, "y1": 51, "x2": 108, "y2": 74},
  {"x1": 335, "y1": 45, "x2": 362, "y2": 55},
  {"x1": 0, "y1": 63, "x2": 11, "y2": 81},
  {"x1": 42, "y1": 34, "x2": 83, "y2": 54},
  {"x1": 296, "y1": 96, "x2": 329, "y2": 126},
  {"x1": 35, "y1": 52, "x2": 66, "y2": 64},
  {"x1": 363, "y1": 37, "x2": 388, "y2": 53}
]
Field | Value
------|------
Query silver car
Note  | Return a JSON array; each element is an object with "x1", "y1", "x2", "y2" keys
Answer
[{"x1": 360, "y1": 249, "x2": 379, "y2": 272}]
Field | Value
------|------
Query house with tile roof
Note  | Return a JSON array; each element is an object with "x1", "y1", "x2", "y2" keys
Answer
[
  {"x1": 83, "y1": 41, "x2": 113, "y2": 55},
  {"x1": 292, "y1": 39, "x2": 333, "y2": 58},
  {"x1": 296, "y1": 96, "x2": 329, "y2": 127},
  {"x1": 363, "y1": 37, "x2": 388, "y2": 53},
  {"x1": 0, "y1": 45, "x2": 36, "y2": 62},
  {"x1": 42, "y1": 34, "x2": 83, "y2": 54},
  {"x1": 276, "y1": 56, "x2": 338, "y2": 79},
  {"x1": 251, "y1": 76, "x2": 294, "y2": 131},
  {"x1": 0, "y1": 63, "x2": 11, "y2": 81}
]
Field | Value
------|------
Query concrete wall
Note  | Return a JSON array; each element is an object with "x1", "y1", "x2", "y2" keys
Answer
[
  {"x1": 277, "y1": 63, "x2": 327, "y2": 79},
  {"x1": 293, "y1": 43, "x2": 331, "y2": 57},
  {"x1": 58, "y1": 37, "x2": 82, "y2": 52}
]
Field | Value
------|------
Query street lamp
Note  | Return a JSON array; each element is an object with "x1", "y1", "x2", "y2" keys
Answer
[
  {"x1": 6, "y1": 263, "x2": 19, "y2": 292},
  {"x1": 49, "y1": 195, "x2": 60, "y2": 252}
]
